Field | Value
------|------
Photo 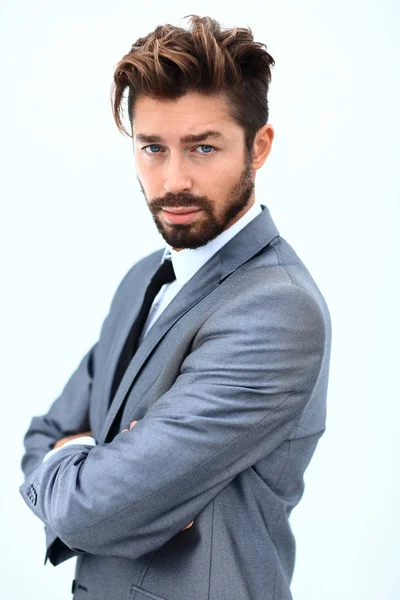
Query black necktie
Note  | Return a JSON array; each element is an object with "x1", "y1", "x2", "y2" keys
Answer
[{"x1": 107, "y1": 258, "x2": 176, "y2": 439}]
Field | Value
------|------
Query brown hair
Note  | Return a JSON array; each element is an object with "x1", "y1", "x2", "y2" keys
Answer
[{"x1": 111, "y1": 15, "x2": 275, "y2": 154}]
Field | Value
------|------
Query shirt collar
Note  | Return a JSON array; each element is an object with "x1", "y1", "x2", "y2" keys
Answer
[{"x1": 161, "y1": 201, "x2": 263, "y2": 286}]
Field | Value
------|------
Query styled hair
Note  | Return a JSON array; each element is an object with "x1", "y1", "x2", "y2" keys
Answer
[{"x1": 111, "y1": 15, "x2": 275, "y2": 154}]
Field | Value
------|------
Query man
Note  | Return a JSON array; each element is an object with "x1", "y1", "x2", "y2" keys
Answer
[{"x1": 20, "y1": 15, "x2": 331, "y2": 600}]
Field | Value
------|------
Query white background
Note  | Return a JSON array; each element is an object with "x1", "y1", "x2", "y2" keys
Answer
[{"x1": 1, "y1": 1, "x2": 399, "y2": 598}]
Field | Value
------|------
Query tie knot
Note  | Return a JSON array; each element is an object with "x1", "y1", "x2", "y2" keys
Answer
[{"x1": 151, "y1": 258, "x2": 176, "y2": 287}]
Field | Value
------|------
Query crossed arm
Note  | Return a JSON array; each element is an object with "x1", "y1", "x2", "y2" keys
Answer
[
  {"x1": 20, "y1": 284, "x2": 326, "y2": 562},
  {"x1": 52, "y1": 422, "x2": 194, "y2": 532}
]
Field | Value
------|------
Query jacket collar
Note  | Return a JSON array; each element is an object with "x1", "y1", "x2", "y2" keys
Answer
[{"x1": 164, "y1": 201, "x2": 263, "y2": 286}]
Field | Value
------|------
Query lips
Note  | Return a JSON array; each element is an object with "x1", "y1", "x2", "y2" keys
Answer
[
  {"x1": 161, "y1": 207, "x2": 202, "y2": 225},
  {"x1": 161, "y1": 207, "x2": 201, "y2": 214}
]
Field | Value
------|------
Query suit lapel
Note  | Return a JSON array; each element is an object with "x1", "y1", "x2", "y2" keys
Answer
[
  {"x1": 99, "y1": 204, "x2": 279, "y2": 443},
  {"x1": 99, "y1": 250, "x2": 163, "y2": 412}
]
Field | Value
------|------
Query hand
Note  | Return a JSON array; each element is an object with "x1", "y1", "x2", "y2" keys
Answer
[
  {"x1": 121, "y1": 420, "x2": 138, "y2": 432},
  {"x1": 53, "y1": 431, "x2": 93, "y2": 449},
  {"x1": 121, "y1": 420, "x2": 194, "y2": 532}
]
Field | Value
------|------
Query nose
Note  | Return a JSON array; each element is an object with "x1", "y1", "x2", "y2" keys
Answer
[{"x1": 163, "y1": 154, "x2": 192, "y2": 194}]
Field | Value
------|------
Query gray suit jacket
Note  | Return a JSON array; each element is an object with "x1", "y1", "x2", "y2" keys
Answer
[{"x1": 20, "y1": 204, "x2": 332, "y2": 600}]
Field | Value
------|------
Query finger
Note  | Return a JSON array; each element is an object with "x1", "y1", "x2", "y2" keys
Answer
[{"x1": 122, "y1": 420, "x2": 138, "y2": 433}]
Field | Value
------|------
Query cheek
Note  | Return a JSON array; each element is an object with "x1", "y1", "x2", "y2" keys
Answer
[
  {"x1": 205, "y1": 164, "x2": 238, "y2": 195},
  {"x1": 136, "y1": 160, "x2": 162, "y2": 193}
]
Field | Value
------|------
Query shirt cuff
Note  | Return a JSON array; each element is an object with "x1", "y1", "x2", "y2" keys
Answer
[{"x1": 43, "y1": 436, "x2": 97, "y2": 463}]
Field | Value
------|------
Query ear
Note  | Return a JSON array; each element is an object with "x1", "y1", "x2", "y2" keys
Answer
[{"x1": 251, "y1": 124, "x2": 274, "y2": 170}]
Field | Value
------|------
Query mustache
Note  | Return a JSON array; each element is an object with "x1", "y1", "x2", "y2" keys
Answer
[{"x1": 150, "y1": 193, "x2": 212, "y2": 211}]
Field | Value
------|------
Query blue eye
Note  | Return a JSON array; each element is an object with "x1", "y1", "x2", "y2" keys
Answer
[
  {"x1": 144, "y1": 145, "x2": 162, "y2": 154},
  {"x1": 197, "y1": 145, "x2": 214, "y2": 154}
]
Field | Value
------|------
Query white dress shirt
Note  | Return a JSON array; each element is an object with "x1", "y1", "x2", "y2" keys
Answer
[{"x1": 42, "y1": 201, "x2": 262, "y2": 461}]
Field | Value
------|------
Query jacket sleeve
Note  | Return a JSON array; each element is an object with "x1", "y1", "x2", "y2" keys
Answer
[
  {"x1": 20, "y1": 342, "x2": 98, "y2": 565},
  {"x1": 19, "y1": 259, "x2": 139, "y2": 565},
  {"x1": 21, "y1": 343, "x2": 97, "y2": 478},
  {"x1": 19, "y1": 283, "x2": 328, "y2": 561}
]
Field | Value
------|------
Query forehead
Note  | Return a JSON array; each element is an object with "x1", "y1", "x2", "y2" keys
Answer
[{"x1": 132, "y1": 91, "x2": 242, "y2": 143}]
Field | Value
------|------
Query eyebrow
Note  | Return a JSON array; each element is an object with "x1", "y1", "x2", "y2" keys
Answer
[{"x1": 134, "y1": 130, "x2": 224, "y2": 144}]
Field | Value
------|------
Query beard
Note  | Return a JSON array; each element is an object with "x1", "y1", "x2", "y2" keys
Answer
[{"x1": 137, "y1": 157, "x2": 255, "y2": 250}]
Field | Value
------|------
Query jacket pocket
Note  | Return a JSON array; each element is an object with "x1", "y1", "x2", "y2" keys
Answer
[{"x1": 130, "y1": 585, "x2": 167, "y2": 600}]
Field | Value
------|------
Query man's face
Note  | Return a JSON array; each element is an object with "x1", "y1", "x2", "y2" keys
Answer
[{"x1": 132, "y1": 91, "x2": 255, "y2": 250}]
